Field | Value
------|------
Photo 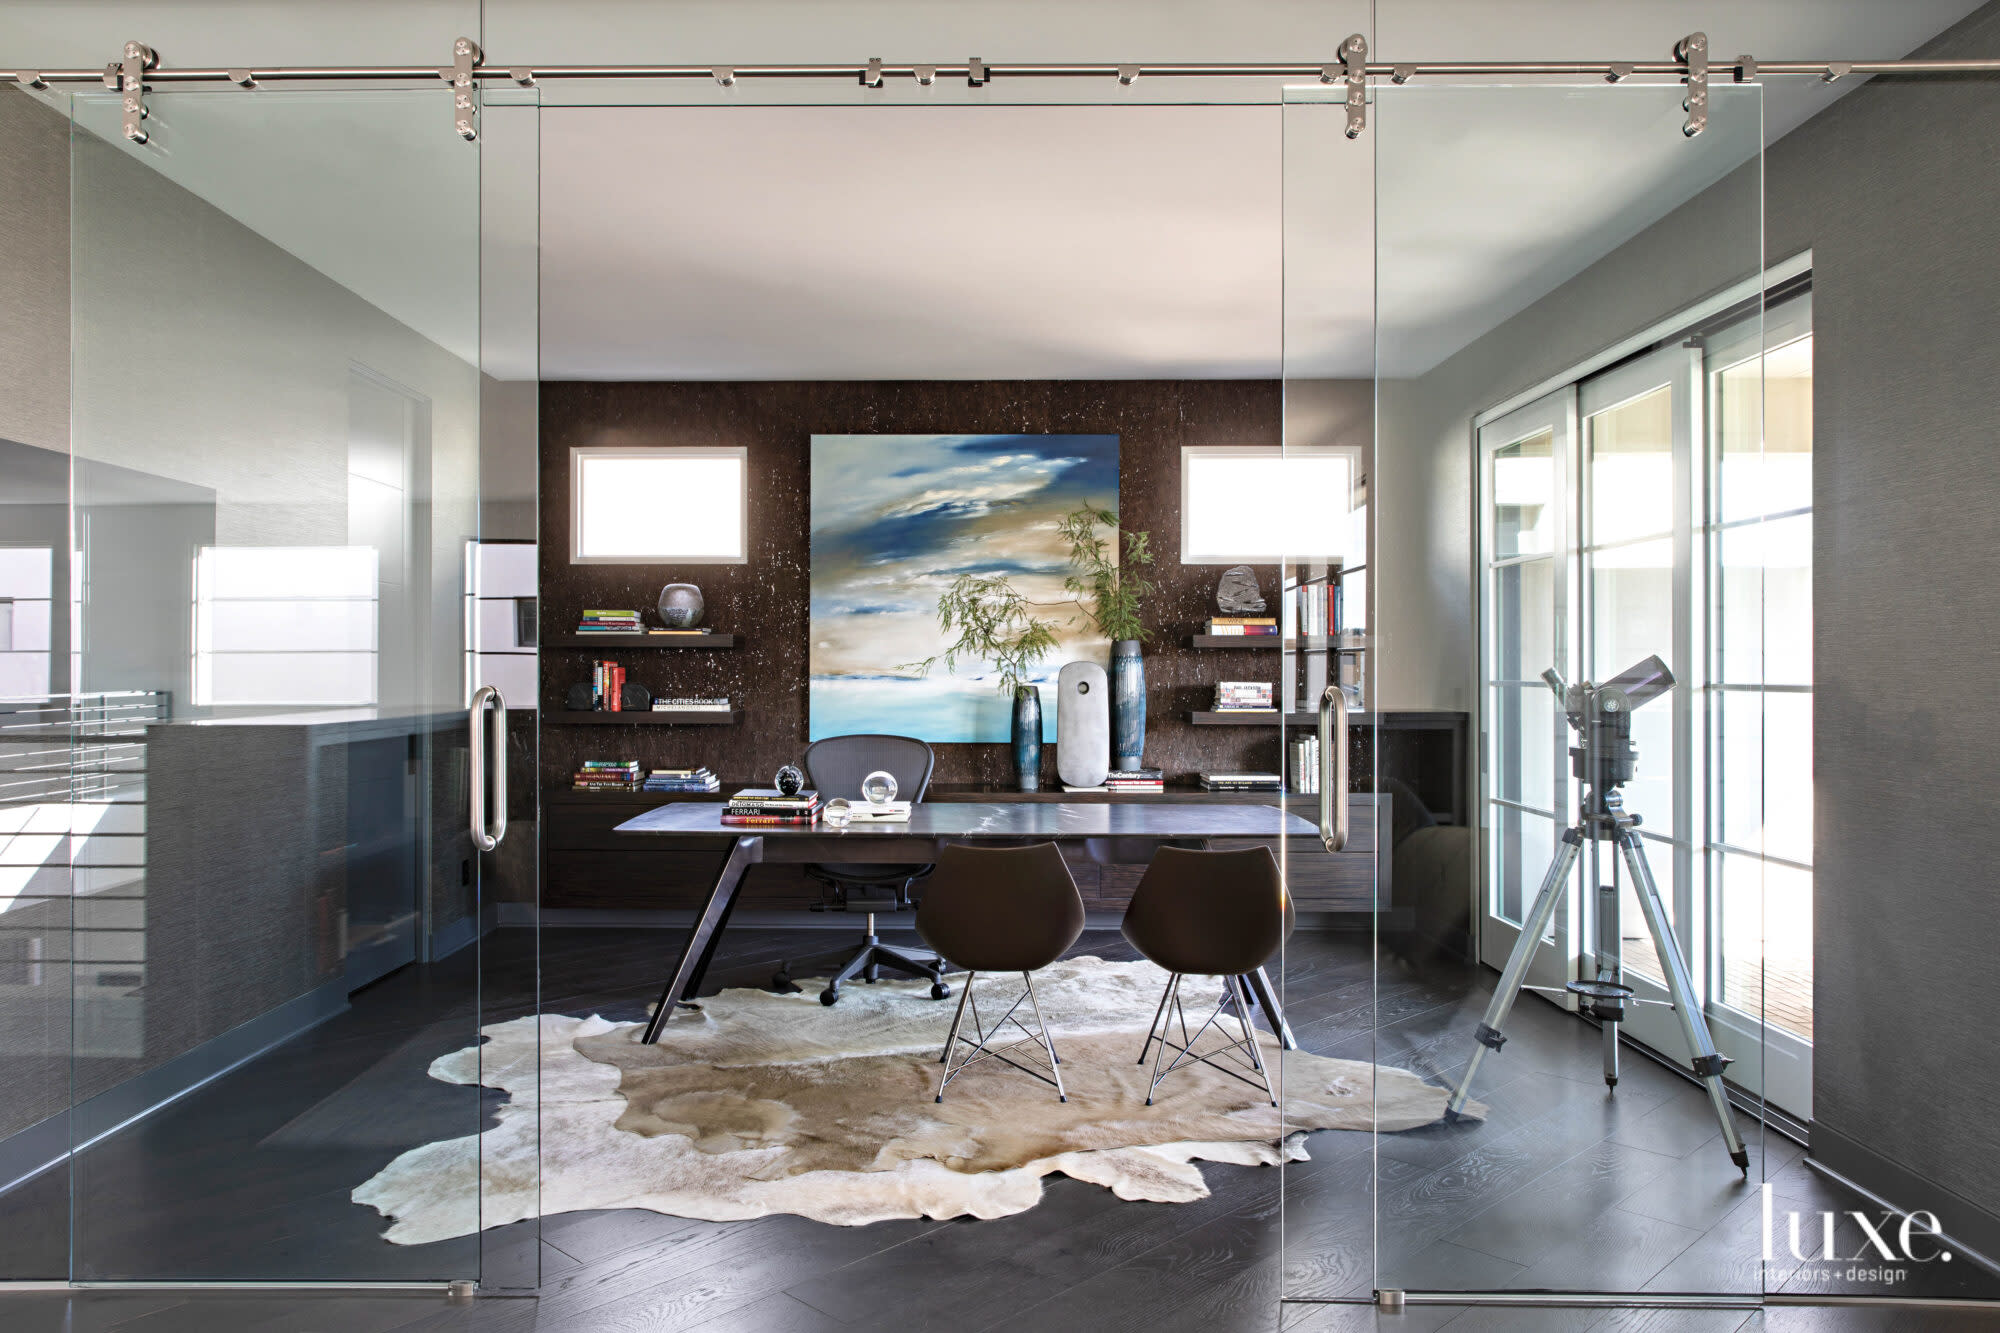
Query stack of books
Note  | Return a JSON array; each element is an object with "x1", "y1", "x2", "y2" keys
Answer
[
  {"x1": 722, "y1": 787, "x2": 821, "y2": 826},
  {"x1": 1282, "y1": 580, "x2": 1343, "y2": 640},
  {"x1": 651, "y1": 696, "x2": 732, "y2": 714},
  {"x1": 1105, "y1": 767, "x2": 1165, "y2": 794},
  {"x1": 648, "y1": 626, "x2": 716, "y2": 637},
  {"x1": 592, "y1": 660, "x2": 628, "y2": 711},
  {"x1": 573, "y1": 759, "x2": 644, "y2": 792},
  {"x1": 577, "y1": 609, "x2": 644, "y2": 634},
  {"x1": 641, "y1": 766, "x2": 720, "y2": 793},
  {"x1": 1213, "y1": 681, "x2": 1276, "y2": 713},
  {"x1": 1288, "y1": 735, "x2": 1323, "y2": 794},
  {"x1": 1199, "y1": 771, "x2": 1284, "y2": 792},
  {"x1": 1206, "y1": 616, "x2": 1278, "y2": 637}
]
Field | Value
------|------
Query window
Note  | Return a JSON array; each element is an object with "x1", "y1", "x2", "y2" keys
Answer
[
  {"x1": 1179, "y1": 445, "x2": 1360, "y2": 565},
  {"x1": 194, "y1": 546, "x2": 379, "y2": 706},
  {"x1": 571, "y1": 447, "x2": 748, "y2": 564}
]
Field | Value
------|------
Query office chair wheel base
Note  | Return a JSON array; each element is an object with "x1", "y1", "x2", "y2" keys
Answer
[
  {"x1": 820, "y1": 988, "x2": 840, "y2": 1006},
  {"x1": 930, "y1": 982, "x2": 950, "y2": 1000},
  {"x1": 771, "y1": 968, "x2": 802, "y2": 994}
]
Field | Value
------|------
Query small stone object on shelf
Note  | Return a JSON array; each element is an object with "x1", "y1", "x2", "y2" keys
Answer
[
  {"x1": 1216, "y1": 565, "x2": 1266, "y2": 614},
  {"x1": 774, "y1": 764, "x2": 806, "y2": 796},
  {"x1": 657, "y1": 583, "x2": 705, "y2": 629}
]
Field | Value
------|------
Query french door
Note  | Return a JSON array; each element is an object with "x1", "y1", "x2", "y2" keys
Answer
[
  {"x1": 1477, "y1": 298, "x2": 1812, "y2": 1119},
  {"x1": 1476, "y1": 393, "x2": 1576, "y2": 996}
]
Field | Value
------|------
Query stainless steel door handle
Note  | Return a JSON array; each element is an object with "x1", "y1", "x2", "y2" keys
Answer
[
  {"x1": 1318, "y1": 683, "x2": 1350, "y2": 852},
  {"x1": 469, "y1": 685, "x2": 508, "y2": 852}
]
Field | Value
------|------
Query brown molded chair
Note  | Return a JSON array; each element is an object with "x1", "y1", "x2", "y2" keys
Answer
[
  {"x1": 1120, "y1": 845, "x2": 1294, "y2": 1106},
  {"x1": 915, "y1": 842, "x2": 1086, "y2": 1103}
]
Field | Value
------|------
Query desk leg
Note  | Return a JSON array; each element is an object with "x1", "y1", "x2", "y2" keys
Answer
[
  {"x1": 642, "y1": 836, "x2": 762, "y2": 1044},
  {"x1": 1246, "y1": 966, "x2": 1298, "y2": 1051}
]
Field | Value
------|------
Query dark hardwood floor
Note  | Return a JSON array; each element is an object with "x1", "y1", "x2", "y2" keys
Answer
[{"x1": 0, "y1": 923, "x2": 1990, "y2": 1331}]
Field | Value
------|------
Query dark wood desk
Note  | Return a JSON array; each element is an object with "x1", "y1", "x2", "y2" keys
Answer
[{"x1": 615, "y1": 801, "x2": 1319, "y2": 1044}]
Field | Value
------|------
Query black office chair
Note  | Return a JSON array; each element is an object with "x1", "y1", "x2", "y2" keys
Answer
[{"x1": 770, "y1": 734, "x2": 952, "y2": 1006}]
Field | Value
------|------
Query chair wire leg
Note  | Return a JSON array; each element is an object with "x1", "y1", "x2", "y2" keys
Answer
[
  {"x1": 1022, "y1": 970, "x2": 1066, "y2": 1103},
  {"x1": 1229, "y1": 975, "x2": 1278, "y2": 1107},
  {"x1": 1146, "y1": 973, "x2": 1182, "y2": 1106},
  {"x1": 1138, "y1": 973, "x2": 1174, "y2": 1065},
  {"x1": 936, "y1": 971, "x2": 975, "y2": 1099}
]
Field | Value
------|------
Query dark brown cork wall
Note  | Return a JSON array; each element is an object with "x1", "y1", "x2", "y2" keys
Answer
[{"x1": 537, "y1": 380, "x2": 1300, "y2": 797}]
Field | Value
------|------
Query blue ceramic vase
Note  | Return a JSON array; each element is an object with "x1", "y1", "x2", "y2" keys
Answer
[
  {"x1": 1012, "y1": 687, "x2": 1043, "y2": 792},
  {"x1": 1111, "y1": 640, "x2": 1146, "y2": 771}
]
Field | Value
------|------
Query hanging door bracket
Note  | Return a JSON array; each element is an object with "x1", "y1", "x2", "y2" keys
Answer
[{"x1": 448, "y1": 36, "x2": 481, "y2": 141}]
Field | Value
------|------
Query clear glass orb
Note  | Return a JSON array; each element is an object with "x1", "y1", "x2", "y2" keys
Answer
[{"x1": 861, "y1": 770, "x2": 899, "y2": 806}]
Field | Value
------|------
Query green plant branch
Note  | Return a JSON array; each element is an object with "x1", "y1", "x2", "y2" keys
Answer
[
  {"x1": 905, "y1": 572, "x2": 1066, "y2": 697},
  {"x1": 1060, "y1": 502, "x2": 1156, "y2": 643}
]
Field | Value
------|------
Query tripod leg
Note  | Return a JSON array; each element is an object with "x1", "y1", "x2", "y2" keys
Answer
[
  {"x1": 1446, "y1": 828, "x2": 1584, "y2": 1119},
  {"x1": 1619, "y1": 831, "x2": 1750, "y2": 1175},
  {"x1": 1598, "y1": 869, "x2": 1622, "y2": 1090}
]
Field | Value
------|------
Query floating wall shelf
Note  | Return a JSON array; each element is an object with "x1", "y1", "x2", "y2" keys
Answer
[
  {"x1": 549, "y1": 634, "x2": 740, "y2": 649},
  {"x1": 549, "y1": 710, "x2": 744, "y2": 726}
]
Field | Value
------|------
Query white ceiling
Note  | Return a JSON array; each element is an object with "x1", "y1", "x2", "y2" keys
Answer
[
  {"x1": 50, "y1": 0, "x2": 1988, "y2": 382},
  {"x1": 536, "y1": 106, "x2": 1290, "y2": 381}
]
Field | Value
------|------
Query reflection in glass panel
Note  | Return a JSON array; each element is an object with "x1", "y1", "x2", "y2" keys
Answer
[
  {"x1": 1588, "y1": 386, "x2": 1674, "y2": 544},
  {"x1": 194, "y1": 547, "x2": 381, "y2": 706},
  {"x1": 1492, "y1": 431, "x2": 1556, "y2": 558},
  {"x1": 0, "y1": 546, "x2": 55, "y2": 696}
]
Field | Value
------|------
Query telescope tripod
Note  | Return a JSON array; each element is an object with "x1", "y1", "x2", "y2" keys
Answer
[{"x1": 1444, "y1": 800, "x2": 1749, "y2": 1175}]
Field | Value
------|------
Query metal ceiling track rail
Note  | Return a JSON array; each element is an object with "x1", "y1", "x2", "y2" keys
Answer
[{"x1": 12, "y1": 32, "x2": 2000, "y2": 144}]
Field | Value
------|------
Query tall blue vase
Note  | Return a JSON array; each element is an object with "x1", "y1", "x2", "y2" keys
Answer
[
  {"x1": 1012, "y1": 687, "x2": 1043, "y2": 792},
  {"x1": 1111, "y1": 639, "x2": 1146, "y2": 771}
]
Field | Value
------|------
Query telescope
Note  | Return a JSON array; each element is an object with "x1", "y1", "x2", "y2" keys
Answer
[
  {"x1": 1446, "y1": 652, "x2": 1750, "y2": 1175},
  {"x1": 1542, "y1": 654, "x2": 1672, "y2": 803}
]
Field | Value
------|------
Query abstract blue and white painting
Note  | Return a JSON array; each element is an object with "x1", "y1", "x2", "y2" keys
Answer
[{"x1": 809, "y1": 434, "x2": 1118, "y2": 743}]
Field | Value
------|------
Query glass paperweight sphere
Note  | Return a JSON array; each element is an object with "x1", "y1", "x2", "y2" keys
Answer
[
  {"x1": 774, "y1": 764, "x2": 805, "y2": 796},
  {"x1": 822, "y1": 798, "x2": 853, "y2": 828},
  {"x1": 861, "y1": 770, "x2": 898, "y2": 806}
]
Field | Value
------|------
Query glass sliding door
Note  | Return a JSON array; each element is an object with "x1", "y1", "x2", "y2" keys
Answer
[
  {"x1": 50, "y1": 79, "x2": 534, "y2": 1284},
  {"x1": 1365, "y1": 78, "x2": 1770, "y2": 1303},
  {"x1": 1276, "y1": 80, "x2": 1381, "y2": 1306}
]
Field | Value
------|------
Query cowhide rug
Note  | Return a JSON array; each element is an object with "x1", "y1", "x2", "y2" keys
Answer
[{"x1": 354, "y1": 956, "x2": 1480, "y2": 1244}]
